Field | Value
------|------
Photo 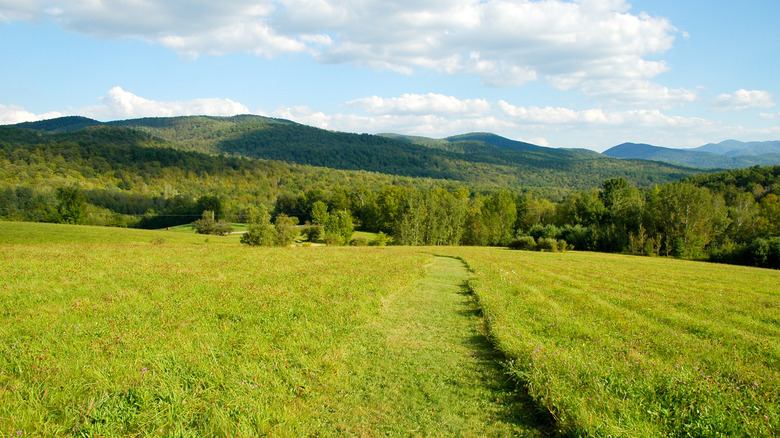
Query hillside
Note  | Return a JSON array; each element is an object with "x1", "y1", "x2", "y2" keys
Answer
[
  {"x1": 695, "y1": 139, "x2": 780, "y2": 156},
  {"x1": 0, "y1": 124, "x2": 454, "y2": 227},
  {"x1": 11, "y1": 115, "x2": 700, "y2": 191},
  {"x1": 604, "y1": 141, "x2": 780, "y2": 169}
]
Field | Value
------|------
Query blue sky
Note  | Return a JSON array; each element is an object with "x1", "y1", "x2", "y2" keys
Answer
[{"x1": 1, "y1": 0, "x2": 778, "y2": 151}]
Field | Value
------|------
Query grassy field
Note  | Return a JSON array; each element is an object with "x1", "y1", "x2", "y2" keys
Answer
[
  {"x1": 2, "y1": 221, "x2": 778, "y2": 436},
  {"x1": 1, "y1": 223, "x2": 434, "y2": 435},
  {"x1": 438, "y1": 247, "x2": 780, "y2": 436},
  {"x1": 0, "y1": 221, "x2": 243, "y2": 245}
]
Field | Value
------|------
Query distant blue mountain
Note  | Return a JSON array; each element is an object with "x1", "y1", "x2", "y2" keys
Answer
[
  {"x1": 603, "y1": 142, "x2": 780, "y2": 169},
  {"x1": 695, "y1": 140, "x2": 780, "y2": 156}
]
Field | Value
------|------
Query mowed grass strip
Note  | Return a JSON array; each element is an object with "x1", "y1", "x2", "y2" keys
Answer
[
  {"x1": 0, "y1": 233, "x2": 429, "y2": 436},
  {"x1": 307, "y1": 255, "x2": 553, "y2": 437},
  {"x1": 441, "y1": 247, "x2": 780, "y2": 437}
]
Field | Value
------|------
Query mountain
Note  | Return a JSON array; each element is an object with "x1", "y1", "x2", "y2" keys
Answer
[
  {"x1": 603, "y1": 142, "x2": 780, "y2": 169},
  {"x1": 695, "y1": 140, "x2": 780, "y2": 156},
  {"x1": 14, "y1": 116, "x2": 103, "y2": 132},
  {"x1": 10, "y1": 115, "x2": 699, "y2": 191},
  {"x1": 445, "y1": 132, "x2": 547, "y2": 152}
]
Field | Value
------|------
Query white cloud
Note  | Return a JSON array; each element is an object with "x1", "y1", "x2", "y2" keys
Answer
[
  {"x1": 0, "y1": 87, "x2": 250, "y2": 124},
  {"x1": 3, "y1": 89, "x2": 778, "y2": 151},
  {"x1": 1, "y1": 0, "x2": 689, "y2": 105},
  {"x1": 274, "y1": 93, "x2": 732, "y2": 149},
  {"x1": 82, "y1": 86, "x2": 250, "y2": 120},
  {"x1": 0, "y1": 104, "x2": 63, "y2": 124},
  {"x1": 711, "y1": 89, "x2": 775, "y2": 112},
  {"x1": 0, "y1": 1, "x2": 40, "y2": 22},
  {"x1": 759, "y1": 112, "x2": 780, "y2": 120},
  {"x1": 272, "y1": 104, "x2": 516, "y2": 138},
  {"x1": 346, "y1": 93, "x2": 491, "y2": 116}
]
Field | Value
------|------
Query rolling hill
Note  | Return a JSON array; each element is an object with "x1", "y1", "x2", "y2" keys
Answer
[
  {"x1": 695, "y1": 139, "x2": 780, "y2": 156},
  {"x1": 10, "y1": 115, "x2": 700, "y2": 191},
  {"x1": 604, "y1": 141, "x2": 780, "y2": 169}
]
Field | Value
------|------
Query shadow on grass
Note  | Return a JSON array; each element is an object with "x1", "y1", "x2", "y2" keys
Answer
[{"x1": 455, "y1": 278, "x2": 566, "y2": 437}]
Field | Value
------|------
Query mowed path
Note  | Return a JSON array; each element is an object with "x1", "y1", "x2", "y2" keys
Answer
[{"x1": 312, "y1": 256, "x2": 552, "y2": 436}]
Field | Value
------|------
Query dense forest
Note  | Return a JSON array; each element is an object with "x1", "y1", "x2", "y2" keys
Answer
[
  {"x1": 15, "y1": 115, "x2": 700, "y2": 192},
  {"x1": 2, "y1": 119, "x2": 779, "y2": 269},
  {"x1": 257, "y1": 165, "x2": 779, "y2": 267}
]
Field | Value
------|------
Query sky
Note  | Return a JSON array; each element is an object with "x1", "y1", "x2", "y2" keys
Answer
[{"x1": 0, "y1": 0, "x2": 778, "y2": 152}]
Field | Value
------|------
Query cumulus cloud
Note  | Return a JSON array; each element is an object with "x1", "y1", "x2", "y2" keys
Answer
[
  {"x1": 0, "y1": 87, "x2": 250, "y2": 124},
  {"x1": 759, "y1": 112, "x2": 780, "y2": 120},
  {"x1": 0, "y1": 1, "x2": 39, "y2": 22},
  {"x1": 271, "y1": 93, "x2": 728, "y2": 149},
  {"x1": 3, "y1": 88, "x2": 774, "y2": 150},
  {"x1": 0, "y1": 0, "x2": 689, "y2": 105},
  {"x1": 0, "y1": 104, "x2": 63, "y2": 124},
  {"x1": 82, "y1": 86, "x2": 250, "y2": 120},
  {"x1": 273, "y1": 104, "x2": 516, "y2": 139},
  {"x1": 346, "y1": 93, "x2": 491, "y2": 116},
  {"x1": 711, "y1": 89, "x2": 775, "y2": 112}
]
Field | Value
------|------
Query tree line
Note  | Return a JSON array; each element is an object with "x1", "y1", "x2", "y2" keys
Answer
[{"x1": 263, "y1": 165, "x2": 780, "y2": 268}]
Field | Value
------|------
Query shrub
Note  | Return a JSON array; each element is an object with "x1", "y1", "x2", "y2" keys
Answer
[
  {"x1": 559, "y1": 224, "x2": 594, "y2": 251},
  {"x1": 536, "y1": 237, "x2": 558, "y2": 252},
  {"x1": 193, "y1": 211, "x2": 234, "y2": 236},
  {"x1": 241, "y1": 222, "x2": 276, "y2": 246},
  {"x1": 527, "y1": 224, "x2": 560, "y2": 241},
  {"x1": 350, "y1": 236, "x2": 369, "y2": 246},
  {"x1": 370, "y1": 232, "x2": 389, "y2": 247},
  {"x1": 323, "y1": 232, "x2": 344, "y2": 246},
  {"x1": 557, "y1": 239, "x2": 567, "y2": 252},
  {"x1": 274, "y1": 214, "x2": 299, "y2": 246},
  {"x1": 302, "y1": 225, "x2": 323, "y2": 242},
  {"x1": 508, "y1": 236, "x2": 536, "y2": 251}
]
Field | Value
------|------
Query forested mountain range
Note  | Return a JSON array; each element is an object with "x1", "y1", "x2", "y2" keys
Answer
[
  {"x1": 696, "y1": 140, "x2": 780, "y2": 156},
  {"x1": 604, "y1": 141, "x2": 780, "y2": 169},
  {"x1": 3, "y1": 115, "x2": 780, "y2": 268},
  {"x1": 12, "y1": 115, "x2": 697, "y2": 192}
]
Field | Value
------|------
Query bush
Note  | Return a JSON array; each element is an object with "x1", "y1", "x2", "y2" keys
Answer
[
  {"x1": 536, "y1": 237, "x2": 558, "y2": 252},
  {"x1": 527, "y1": 224, "x2": 560, "y2": 241},
  {"x1": 369, "y1": 231, "x2": 389, "y2": 246},
  {"x1": 350, "y1": 236, "x2": 369, "y2": 246},
  {"x1": 508, "y1": 236, "x2": 536, "y2": 251},
  {"x1": 302, "y1": 225, "x2": 323, "y2": 242},
  {"x1": 193, "y1": 211, "x2": 234, "y2": 236},
  {"x1": 559, "y1": 224, "x2": 594, "y2": 251},
  {"x1": 324, "y1": 232, "x2": 344, "y2": 246},
  {"x1": 557, "y1": 239, "x2": 568, "y2": 252},
  {"x1": 241, "y1": 222, "x2": 276, "y2": 246},
  {"x1": 274, "y1": 214, "x2": 299, "y2": 246}
]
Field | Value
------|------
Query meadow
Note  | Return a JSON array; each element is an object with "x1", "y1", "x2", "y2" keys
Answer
[
  {"x1": 438, "y1": 247, "x2": 780, "y2": 436},
  {"x1": 1, "y1": 222, "x2": 778, "y2": 436},
  {"x1": 0, "y1": 223, "x2": 433, "y2": 435}
]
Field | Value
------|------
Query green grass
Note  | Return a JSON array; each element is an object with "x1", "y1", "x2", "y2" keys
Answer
[
  {"x1": 439, "y1": 247, "x2": 780, "y2": 437},
  {"x1": 307, "y1": 255, "x2": 551, "y2": 436},
  {"x1": 0, "y1": 224, "x2": 432, "y2": 435},
  {"x1": 0, "y1": 222, "x2": 549, "y2": 436},
  {"x1": 4, "y1": 221, "x2": 778, "y2": 436},
  {"x1": 0, "y1": 221, "x2": 243, "y2": 245}
]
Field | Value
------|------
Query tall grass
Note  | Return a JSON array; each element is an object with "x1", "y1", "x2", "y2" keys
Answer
[
  {"x1": 0, "y1": 229, "x2": 428, "y2": 435},
  {"x1": 444, "y1": 248, "x2": 779, "y2": 436}
]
